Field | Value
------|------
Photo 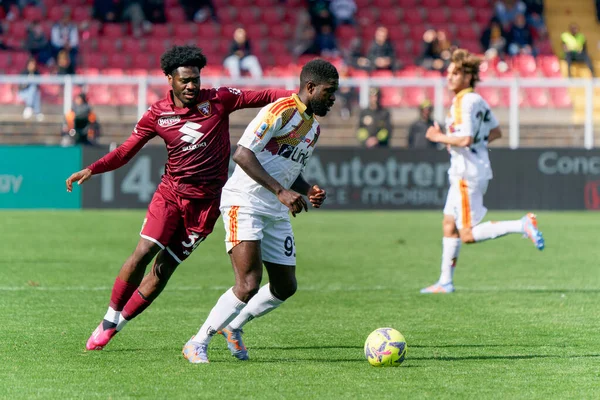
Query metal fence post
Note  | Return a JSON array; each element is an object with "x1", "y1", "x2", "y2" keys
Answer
[
  {"x1": 509, "y1": 78, "x2": 519, "y2": 149},
  {"x1": 137, "y1": 76, "x2": 148, "y2": 120},
  {"x1": 63, "y1": 74, "x2": 73, "y2": 116},
  {"x1": 584, "y1": 79, "x2": 594, "y2": 149}
]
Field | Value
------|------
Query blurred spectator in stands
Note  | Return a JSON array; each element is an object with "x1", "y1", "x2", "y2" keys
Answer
[
  {"x1": 121, "y1": 1, "x2": 148, "y2": 38},
  {"x1": 408, "y1": 100, "x2": 438, "y2": 149},
  {"x1": 291, "y1": 10, "x2": 321, "y2": 59},
  {"x1": 316, "y1": 24, "x2": 339, "y2": 57},
  {"x1": 561, "y1": 23, "x2": 595, "y2": 78},
  {"x1": 367, "y1": 26, "x2": 397, "y2": 71},
  {"x1": 61, "y1": 93, "x2": 100, "y2": 146},
  {"x1": 597, "y1": 0, "x2": 600, "y2": 22},
  {"x1": 308, "y1": 0, "x2": 336, "y2": 34},
  {"x1": 223, "y1": 27, "x2": 263, "y2": 79},
  {"x1": 0, "y1": 0, "x2": 18, "y2": 20},
  {"x1": 507, "y1": 13, "x2": 533, "y2": 56},
  {"x1": 337, "y1": 64, "x2": 357, "y2": 119},
  {"x1": 51, "y1": 9, "x2": 79, "y2": 67},
  {"x1": 143, "y1": 0, "x2": 166, "y2": 24},
  {"x1": 418, "y1": 29, "x2": 453, "y2": 72},
  {"x1": 357, "y1": 88, "x2": 392, "y2": 148},
  {"x1": 481, "y1": 18, "x2": 508, "y2": 58},
  {"x1": 56, "y1": 49, "x2": 75, "y2": 75},
  {"x1": 180, "y1": 0, "x2": 218, "y2": 23},
  {"x1": 26, "y1": 21, "x2": 52, "y2": 65},
  {"x1": 345, "y1": 38, "x2": 371, "y2": 71},
  {"x1": 93, "y1": 0, "x2": 120, "y2": 22},
  {"x1": 523, "y1": 0, "x2": 543, "y2": 15},
  {"x1": 495, "y1": 0, "x2": 526, "y2": 28},
  {"x1": 329, "y1": 0, "x2": 356, "y2": 26},
  {"x1": 18, "y1": 57, "x2": 43, "y2": 121}
]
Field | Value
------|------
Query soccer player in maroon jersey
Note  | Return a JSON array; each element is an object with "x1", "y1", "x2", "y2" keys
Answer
[{"x1": 65, "y1": 45, "x2": 292, "y2": 351}]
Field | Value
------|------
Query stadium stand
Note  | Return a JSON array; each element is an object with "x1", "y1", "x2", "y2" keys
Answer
[{"x1": 0, "y1": 0, "x2": 597, "y2": 147}]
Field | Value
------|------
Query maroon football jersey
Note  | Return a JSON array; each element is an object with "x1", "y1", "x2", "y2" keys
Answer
[{"x1": 87, "y1": 87, "x2": 292, "y2": 198}]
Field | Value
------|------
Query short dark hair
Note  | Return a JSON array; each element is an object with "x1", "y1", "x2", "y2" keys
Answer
[
  {"x1": 160, "y1": 45, "x2": 207, "y2": 76},
  {"x1": 300, "y1": 59, "x2": 339, "y2": 87}
]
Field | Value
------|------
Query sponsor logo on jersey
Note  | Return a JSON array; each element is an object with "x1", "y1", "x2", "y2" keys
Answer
[
  {"x1": 197, "y1": 101, "x2": 211, "y2": 117},
  {"x1": 278, "y1": 144, "x2": 310, "y2": 166},
  {"x1": 158, "y1": 115, "x2": 181, "y2": 127},
  {"x1": 255, "y1": 121, "x2": 269, "y2": 138},
  {"x1": 182, "y1": 142, "x2": 207, "y2": 151}
]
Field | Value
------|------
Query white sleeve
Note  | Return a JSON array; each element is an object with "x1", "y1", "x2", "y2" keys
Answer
[{"x1": 237, "y1": 106, "x2": 282, "y2": 154}]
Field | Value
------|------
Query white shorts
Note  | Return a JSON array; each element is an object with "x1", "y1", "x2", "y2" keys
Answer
[
  {"x1": 443, "y1": 178, "x2": 489, "y2": 230},
  {"x1": 221, "y1": 206, "x2": 296, "y2": 266}
]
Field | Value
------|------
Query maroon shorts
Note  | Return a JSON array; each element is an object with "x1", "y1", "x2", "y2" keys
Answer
[{"x1": 140, "y1": 183, "x2": 221, "y2": 263}]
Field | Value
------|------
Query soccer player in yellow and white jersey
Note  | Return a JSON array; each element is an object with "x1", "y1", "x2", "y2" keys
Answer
[
  {"x1": 182, "y1": 59, "x2": 338, "y2": 362},
  {"x1": 420, "y1": 49, "x2": 545, "y2": 294}
]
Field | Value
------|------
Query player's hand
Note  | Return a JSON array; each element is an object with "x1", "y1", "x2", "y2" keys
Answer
[
  {"x1": 65, "y1": 168, "x2": 92, "y2": 192},
  {"x1": 277, "y1": 189, "x2": 308, "y2": 217},
  {"x1": 426, "y1": 121, "x2": 443, "y2": 143},
  {"x1": 307, "y1": 185, "x2": 326, "y2": 208}
]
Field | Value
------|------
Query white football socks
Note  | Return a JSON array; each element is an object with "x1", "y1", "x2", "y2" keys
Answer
[
  {"x1": 228, "y1": 284, "x2": 284, "y2": 331},
  {"x1": 472, "y1": 220, "x2": 523, "y2": 242},
  {"x1": 194, "y1": 287, "x2": 246, "y2": 345},
  {"x1": 439, "y1": 237, "x2": 461, "y2": 285},
  {"x1": 103, "y1": 307, "x2": 120, "y2": 325}
]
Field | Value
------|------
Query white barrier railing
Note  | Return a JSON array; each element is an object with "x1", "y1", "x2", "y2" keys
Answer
[{"x1": 0, "y1": 75, "x2": 598, "y2": 149}]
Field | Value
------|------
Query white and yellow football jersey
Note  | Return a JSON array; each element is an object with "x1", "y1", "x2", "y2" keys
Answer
[
  {"x1": 445, "y1": 88, "x2": 499, "y2": 181},
  {"x1": 220, "y1": 94, "x2": 320, "y2": 218}
]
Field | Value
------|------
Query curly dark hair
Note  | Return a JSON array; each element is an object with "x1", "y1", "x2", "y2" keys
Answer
[
  {"x1": 300, "y1": 59, "x2": 339, "y2": 87},
  {"x1": 160, "y1": 45, "x2": 207, "y2": 76}
]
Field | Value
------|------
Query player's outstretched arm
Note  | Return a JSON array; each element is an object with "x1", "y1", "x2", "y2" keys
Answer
[
  {"x1": 291, "y1": 175, "x2": 326, "y2": 208},
  {"x1": 232, "y1": 145, "x2": 307, "y2": 216},
  {"x1": 65, "y1": 168, "x2": 92, "y2": 192},
  {"x1": 426, "y1": 122, "x2": 473, "y2": 147}
]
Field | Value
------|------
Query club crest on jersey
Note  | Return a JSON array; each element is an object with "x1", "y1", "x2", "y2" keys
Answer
[
  {"x1": 197, "y1": 101, "x2": 211, "y2": 117},
  {"x1": 158, "y1": 115, "x2": 181, "y2": 127}
]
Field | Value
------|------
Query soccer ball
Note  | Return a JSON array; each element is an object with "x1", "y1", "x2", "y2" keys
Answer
[{"x1": 364, "y1": 327, "x2": 407, "y2": 367}]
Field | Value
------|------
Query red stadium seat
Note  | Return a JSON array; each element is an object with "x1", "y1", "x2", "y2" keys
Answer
[
  {"x1": 402, "y1": 8, "x2": 423, "y2": 24},
  {"x1": 22, "y1": 6, "x2": 43, "y2": 21},
  {"x1": 79, "y1": 67, "x2": 99, "y2": 76},
  {"x1": 446, "y1": 0, "x2": 464, "y2": 7},
  {"x1": 255, "y1": 0, "x2": 277, "y2": 6},
  {"x1": 197, "y1": 22, "x2": 221, "y2": 38},
  {"x1": 81, "y1": 53, "x2": 106, "y2": 69},
  {"x1": 372, "y1": 0, "x2": 396, "y2": 7},
  {"x1": 422, "y1": 0, "x2": 441, "y2": 7},
  {"x1": 379, "y1": 10, "x2": 400, "y2": 27},
  {"x1": 403, "y1": 87, "x2": 428, "y2": 107},
  {"x1": 107, "y1": 54, "x2": 130, "y2": 69},
  {"x1": 371, "y1": 69, "x2": 394, "y2": 78},
  {"x1": 471, "y1": 0, "x2": 492, "y2": 7},
  {"x1": 122, "y1": 37, "x2": 143, "y2": 53},
  {"x1": 456, "y1": 25, "x2": 479, "y2": 41},
  {"x1": 103, "y1": 68, "x2": 125, "y2": 76},
  {"x1": 273, "y1": 53, "x2": 293, "y2": 67},
  {"x1": 478, "y1": 87, "x2": 500, "y2": 108},
  {"x1": 111, "y1": 86, "x2": 137, "y2": 106},
  {"x1": 9, "y1": 22, "x2": 28, "y2": 40},
  {"x1": 354, "y1": 0, "x2": 371, "y2": 7},
  {"x1": 173, "y1": 23, "x2": 197, "y2": 38},
  {"x1": 216, "y1": 8, "x2": 237, "y2": 24},
  {"x1": 450, "y1": 9, "x2": 473, "y2": 25},
  {"x1": 514, "y1": 55, "x2": 538, "y2": 77},
  {"x1": 47, "y1": 6, "x2": 64, "y2": 21},
  {"x1": 151, "y1": 24, "x2": 172, "y2": 38},
  {"x1": 146, "y1": 40, "x2": 169, "y2": 57},
  {"x1": 549, "y1": 88, "x2": 572, "y2": 108},
  {"x1": 380, "y1": 87, "x2": 402, "y2": 107},
  {"x1": 0, "y1": 84, "x2": 15, "y2": 104},
  {"x1": 103, "y1": 23, "x2": 124, "y2": 38},
  {"x1": 460, "y1": 40, "x2": 481, "y2": 53},
  {"x1": 427, "y1": 8, "x2": 449, "y2": 24},
  {"x1": 397, "y1": 0, "x2": 418, "y2": 6},
  {"x1": 166, "y1": 7, "x2": 186, "y2": 24},
  {"x1": 11, "y1": 52, "x2": 31, "y2": 67},
  {"x1": 475, "y1": 8, "x2": 494, "y2": 25},
  {"x1": 87, "y1": 85, "x2": 111, "y2": 105},
  {"x1": 97, "y1": 37, "x2": 118, "y2": 53},
  {"x1": 539, "y1": 56, "x2": 561, "y2": 77},
  {"x1": 524, "y1": 88, "x2": 549, "y2": 108},
  {"x1": 260, "y1": 8, "x2": 283, "y2": 25},
  {"x1": 72, "y1": 6, "x2": 92, "y2": 22},
  {"x1": 245, "y1": 24, "x2": 266, "y2": 39},
  {"x1": 131, "y1": 54, "x2": 153, "y2": 69}
]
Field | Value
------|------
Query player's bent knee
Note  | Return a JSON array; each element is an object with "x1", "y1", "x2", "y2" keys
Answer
[
  {"x1": 459, "y1": 230, "x2": 476, "y2": 244},
  {"x1": 272, "y1": 281, "x2": 297, "y2": 301}
]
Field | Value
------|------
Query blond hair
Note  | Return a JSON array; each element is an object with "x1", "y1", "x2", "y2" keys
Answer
[{"x1": 451, "y1": 49, "x2": 481, "y2": 88}]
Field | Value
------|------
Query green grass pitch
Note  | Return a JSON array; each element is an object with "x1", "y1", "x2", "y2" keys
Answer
[{"x1": 1, "y1": 210, "x2": 599, "y2": 399}]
